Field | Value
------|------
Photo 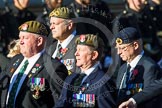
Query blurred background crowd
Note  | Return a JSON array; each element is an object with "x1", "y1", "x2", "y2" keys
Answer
[{"x1": 0, "y1": 0, "x2": 162, "y2": 71}]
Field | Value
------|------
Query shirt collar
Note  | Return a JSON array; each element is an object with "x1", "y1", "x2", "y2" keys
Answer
[
  {"x1": 58, "y1": 30, "x2": 76, "y2": 48},
  {"x1": 82, "y1": 62, "x2": 100, "y2": 76},
  {"x1": 129, "y1": 50, "x2": 144, "y2": 68},
  {"x1": 25, "y1": 49, "x2": 44, "y2": 64}
]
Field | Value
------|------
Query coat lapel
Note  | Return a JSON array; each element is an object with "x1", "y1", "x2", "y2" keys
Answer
[
  {"x1": 116, "y1": 63, "x2": 127, "y2": 88},
  {"x1": 47, "y1": 41, "x2": 57, "y2": 56},
  {"x1": 8, "y1": 55, "x2": 24, "y2": 77},
  {"x1": 129, "y1": 56, "x2": 145, "y2": 83},
  {"x1": 62, "y1": 36, "x2": 78, "y2": 59}
]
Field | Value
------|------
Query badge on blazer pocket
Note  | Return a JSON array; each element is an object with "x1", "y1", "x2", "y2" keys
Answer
[{"x1": 30, "y1": 77, "x2": 45, "y2": 99}]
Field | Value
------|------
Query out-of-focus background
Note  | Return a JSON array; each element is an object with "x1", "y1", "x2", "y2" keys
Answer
[{"x1": 0, "y1": 0, "x2": 124, "y2": 16}]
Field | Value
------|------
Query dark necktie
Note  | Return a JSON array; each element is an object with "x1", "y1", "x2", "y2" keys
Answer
[
  {"x1": 120, "y1": 64, "x2": 131, "y2": 89},
  {"x1": 7, "y1": 60, "x2": 29, "y2": 108},
  {"x1": 73, "y1": 73, "x2": 86, "y2": 87},
  {"x1": 126, "y1": 64, "x2": 131, "y2": 84},
  {"x1": 56, "y1": 44, "x2": 62, "y2": 60}
]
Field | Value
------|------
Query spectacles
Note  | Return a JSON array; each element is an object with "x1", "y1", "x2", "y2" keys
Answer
[{"x1": 115, "y1": 43, "x2": 133, "y2": 51}]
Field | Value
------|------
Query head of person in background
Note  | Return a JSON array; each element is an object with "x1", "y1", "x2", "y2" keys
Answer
[
  {"x1": 115, "y1": 27, "x2": 143, "y2": 63},
  {"x1": 75, "y1": 34, "x2": 104, "y2": 72},
  {"x1": 126, "y1": 0, "x2": 146, "y2": 12},
  {"x1": 49, "y1": 6, "x2": 76, "y2": 42},
  {"x1": 126, "y1": 0, "x2": 161, "y2": 12},
  {"x1": 18, "y1": 20, "x2": 49, "y2": 58},
  {"x1": 7, "y1": 39, "x2": 20, "y2": 58},
  {"x1": 75, "y1": 0, "x2": 91, "y2": 7},
  {"x1": 13, "y1": 0, "x2": 29, "y2": 10},
  {"x1": 45, "y1": 0, "x2": 63, "y2": 10}
]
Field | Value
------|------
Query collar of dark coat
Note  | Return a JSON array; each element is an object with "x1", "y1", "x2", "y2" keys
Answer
[
  {"x1": 8, "y1": 54, "x2": 24, "y2": 76},
  {"x1": 8, "y1": 54, "x2": 44, "y2": 78}
]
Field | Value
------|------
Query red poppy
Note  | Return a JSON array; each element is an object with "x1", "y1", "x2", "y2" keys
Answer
[
  {"x1": 131, "y1": 69, "x2": 139, "y2": 80},
  {"x1": 36, "y1": 64, "x2": 40, "y2": 67},
  {"x1": 61, "y1": 48, "x2": 68, "y2": 55},
  {"x1": 132, "y1": 69, "x2": 138, "y2": 76}
]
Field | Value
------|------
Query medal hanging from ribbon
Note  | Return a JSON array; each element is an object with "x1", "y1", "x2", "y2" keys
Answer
[{"x1": 30, "y1": 77, "x2": 45, "y2": 99}]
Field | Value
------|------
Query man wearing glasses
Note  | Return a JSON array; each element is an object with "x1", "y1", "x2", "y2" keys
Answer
[{"x1": 115, "y1": 27, "x2": 161, "y2": 108}]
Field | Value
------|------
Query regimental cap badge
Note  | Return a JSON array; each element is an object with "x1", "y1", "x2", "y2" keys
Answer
[
  {"x1": 21, "y1": 24, "x2": 28, "y2": 31},
  {"x1": 116, "y1": 38, "x2": 123, "y2": 45},
  {"x1": 80, "y1": 35, "x2": 86, "y2": 42}
]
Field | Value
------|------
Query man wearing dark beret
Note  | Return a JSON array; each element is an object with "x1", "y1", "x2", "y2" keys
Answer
[
  {"x1": 115, "y1": 27, "x2": 162, "y2": 108},
  {"x1": 55, "y1": 34, "x2": 116, "y2": 108},
  {"x1": 0, "y1": 21, "x2": 68, "y2": 108},
  {"x1": 46, "y1": 6, "x2": 78, "y2": 75}
]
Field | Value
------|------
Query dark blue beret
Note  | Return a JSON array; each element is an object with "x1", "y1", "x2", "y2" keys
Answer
[{"x1": 115, "y1": 27, "x2": 141, "y2": 45}]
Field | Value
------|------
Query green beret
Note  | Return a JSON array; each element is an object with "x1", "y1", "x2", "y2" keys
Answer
[
  {"x1": 18, "y1": 21, "x2": 49, "y2": 36},
  {"x1": 75, "y1": 34, "x2": 103, "y2": 49},
  {"x1": 49, "y1": 7, "x2": 75, "y2": 19}
]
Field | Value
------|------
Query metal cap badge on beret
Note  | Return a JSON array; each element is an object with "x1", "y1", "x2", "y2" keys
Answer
[
  {"x1": 18, "y1": 21, "x2": 49, "y2": 36},
  {"x1": 115, "y1": 27, "x2": 141, "y2": 45},
  {"x1": 49, "y1": 7, "x2": 75, "y2": 19},
  {"x1": 75, "y1": 34, "x2": 104, "y2": 49}
]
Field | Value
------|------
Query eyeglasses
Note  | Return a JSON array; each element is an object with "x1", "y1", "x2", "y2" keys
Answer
[{"x1": 115, "y1": 43, "x2": 133, "y2": 51}]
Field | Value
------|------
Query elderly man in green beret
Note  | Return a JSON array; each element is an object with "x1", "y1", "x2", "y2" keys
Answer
[
  {"x1": 55, "y1": 34, "x2": 116, "y2": 108},
  {"x1": 46, "y1": 6, "x2": 78, "y2": 75},
  {"x1": 0, "y1": 20, "x2": 68, "y2": 108}
]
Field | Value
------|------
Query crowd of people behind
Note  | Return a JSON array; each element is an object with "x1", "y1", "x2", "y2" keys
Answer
[{"x1": 0, "y1": 0, "x2": 162, "y2": 108}]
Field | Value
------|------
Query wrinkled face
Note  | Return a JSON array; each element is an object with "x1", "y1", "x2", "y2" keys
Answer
[
  {"x1": 115, "y1": 42, "x2": 136, "y2": 62},
  {"x1": 45, "y1": 0, "x2": 63, "y2": 9},
  {"x1": 75, "y1": 45, "x2": 96, "y2": 69},
  {"x1": 127, "y1": 0, "x2": 145, "y2": 12},
  {"x1": 19, "y1": 31, "x2": 40, "y2": 58},
  {"x1": 50, "y1": 17, "x2": 69, "y2": 41}
]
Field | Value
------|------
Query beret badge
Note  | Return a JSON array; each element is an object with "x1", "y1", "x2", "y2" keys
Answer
[
  {"x1": 53, "y1": 10, "x2": 60, "y2": 17},
  {"x1": 21, "y1": 24, "x2": 28, "y2": 31},
  {"x1": 80, "y1": 35, "x2": 86, "y2": 42},
  {"x1": 116, "y1": 38, "x2": 123, "y2": 45}
]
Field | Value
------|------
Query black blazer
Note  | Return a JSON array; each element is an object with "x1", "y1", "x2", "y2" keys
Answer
[
  {"x1": 55, "y1": 67, "x2": 117, "y2": 108},
  {"x1": 0, "y1": 52, "x2": 68, "y2": 108},
  {"x1": 116, "y1": 55, "x2": 162, "y2": 107}
]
